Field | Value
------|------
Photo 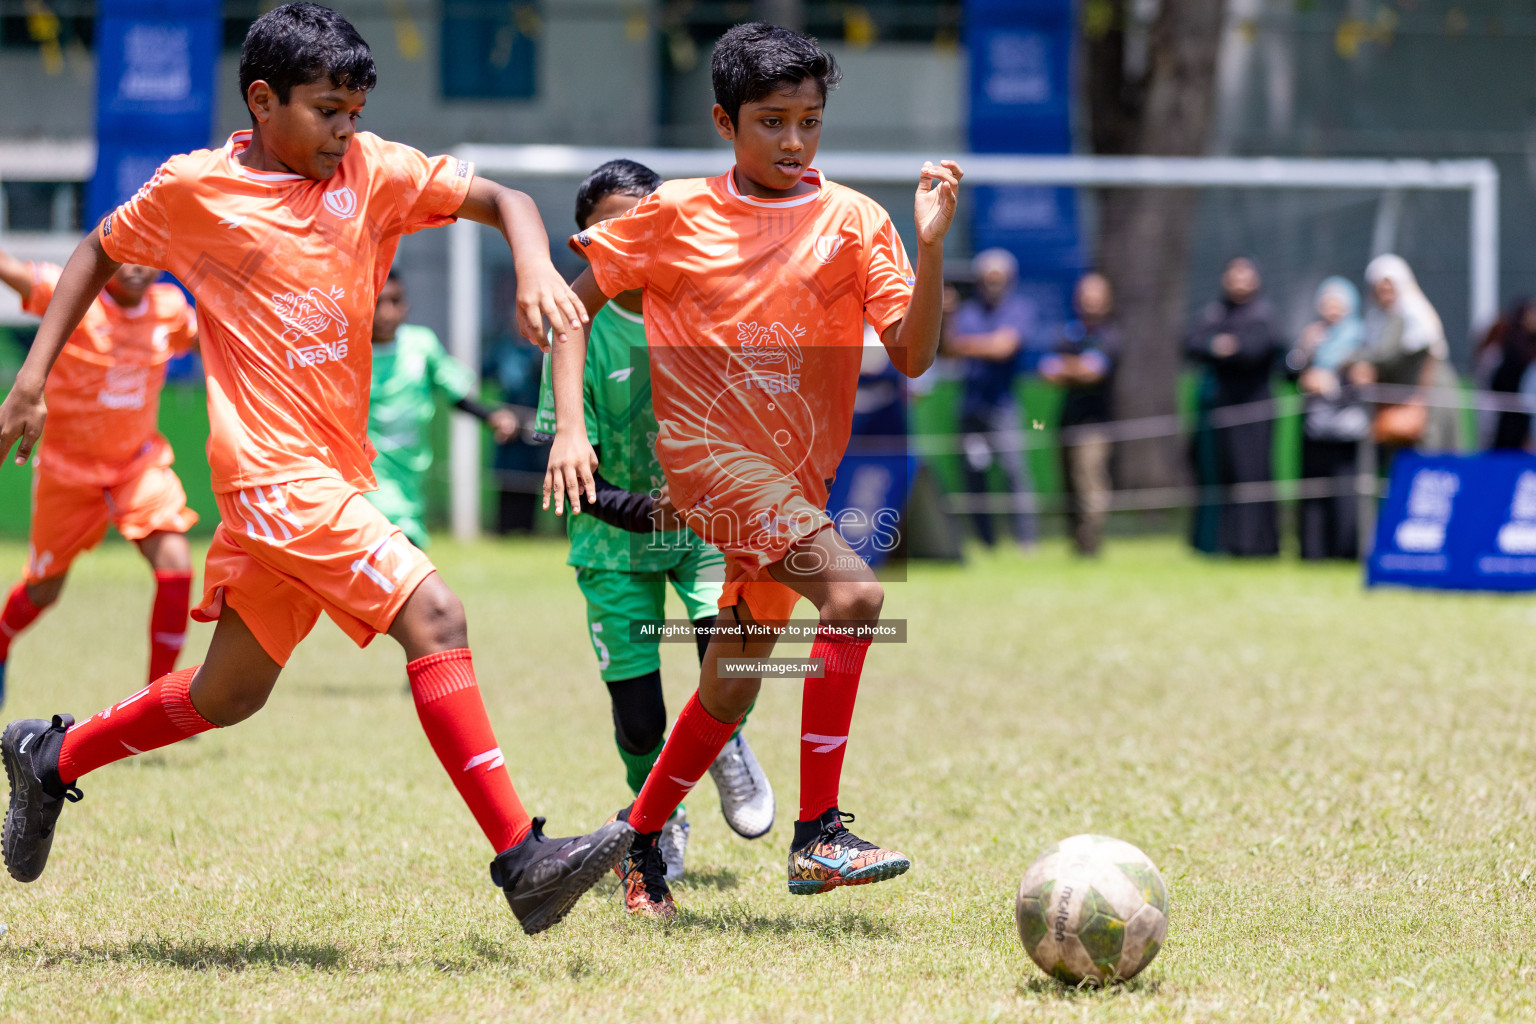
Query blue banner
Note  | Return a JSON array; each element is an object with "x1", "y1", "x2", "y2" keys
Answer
[
  {"x1": 964, "y1": 0, "x2": 1082, "y2": 331},
  {"x1": 1367, "y1": 452, "x2": 1536, "y2": 592},
  {"x1": 89, "y1": 0, "x2": 220, "y2": 223}
]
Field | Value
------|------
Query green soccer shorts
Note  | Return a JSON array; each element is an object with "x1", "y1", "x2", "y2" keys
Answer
[{"x1": 575, "y1": 545, "x2": 726, "y2": 682}]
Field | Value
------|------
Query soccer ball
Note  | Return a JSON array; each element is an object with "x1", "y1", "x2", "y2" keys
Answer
[{"x1": 1014, "y1": 834, "x2": 1169, "y2": 986}]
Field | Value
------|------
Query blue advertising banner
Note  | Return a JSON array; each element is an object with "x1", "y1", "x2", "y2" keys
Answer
[
  {"x1": 1367, "y1": 452, "x2": 1536, "y2": 592},
  {"x1": 964, "y1": 0, "x2": 1082, "y2": 329},
  {"x1": 827, "y1": 452, "x2": 915, "y2": 568},
  {"x1": 88, "y1": 0, "x2": 220, "y2": 223}
]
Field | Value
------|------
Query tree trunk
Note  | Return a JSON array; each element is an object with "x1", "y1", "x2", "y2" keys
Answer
[{"x1": 1086, "y1": 0, "x2": 1226, "y2": 490}]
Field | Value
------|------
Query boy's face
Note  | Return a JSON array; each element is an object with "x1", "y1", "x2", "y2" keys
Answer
[
  {"x1": 103, "y1": 264, "x2": 157, "y2": 307},
  {"x1": 713, "y1": 79, "x2": 823, "y2": 196},
  {"x1": 373, "y1": 278, "x2": 407, "y2": 343},
  {"x1": 581, "y1": 192, "x2": 643, "y2": 231},
  {"x1": 247, "y1": 77, "x2": 367, "y2": 180}
]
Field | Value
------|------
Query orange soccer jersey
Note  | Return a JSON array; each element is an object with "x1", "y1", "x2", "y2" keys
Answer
[
  {"x1": 571, "y1": 168, "x2": 914, "y2": 615},
  {"x1": 22, "y1": 262, "x2": 196, "y2": 484},
  {"x1": 98, "y1": 130, "x2": 473, "y2": 495},
  {"x1": 95, "y1": 130, "x2": 473, "y2": 662}
]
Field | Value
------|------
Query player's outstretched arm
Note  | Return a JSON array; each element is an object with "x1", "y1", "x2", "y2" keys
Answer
[
  {"x1": 453, "y1": 176, "x2": 589, "y2": 347},
  {"x1": 882, "y1": 160, "x2": 964, "y2": 379},
  {"x1": 542, "y1": 268, "x2": 607, "y2": 516},
  {"x1": 0, "y1": 248, "x2": 32, "y2": 302},
  {"x1": 0, "y1": 231, "x2": 120, "y2": 465}
]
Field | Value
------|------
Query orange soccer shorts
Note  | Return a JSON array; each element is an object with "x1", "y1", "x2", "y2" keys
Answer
[
  {"x1": 676, "y1": 453, "x2": 833, "y2": 626},
  {"x1": 26, "y1": 440, "x2": 199, "y2": 584},
  {"x1": 192, "y1": 477, "x2": 435, "y2": 666}
]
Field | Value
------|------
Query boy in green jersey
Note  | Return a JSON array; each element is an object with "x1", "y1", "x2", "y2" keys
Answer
[
  {"x1": 368, "y1": 270, "x2": 519, "y2": 549},
  {"x1": 534, "y1": 160, "x2": 775, "y2": 879}
]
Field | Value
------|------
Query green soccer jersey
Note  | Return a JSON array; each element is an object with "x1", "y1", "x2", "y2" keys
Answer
[
  {"x1": 535, "y1": 302, "x2": 709, "y2": 572},
  {"x1": 368, "y1": 323, "x2": 474, "y2": 503}
]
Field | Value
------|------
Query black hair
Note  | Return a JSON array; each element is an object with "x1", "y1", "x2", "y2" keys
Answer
[
  {"x1": 238, "y1": 3, "x2": 377, "y2": 110},
  {"x1": 711, "y1": 22, "x2": 841, "y2": 127},
  {"x1": 385, "y1": 268, "x2": 401, "y2": 284},
  {"x1": 574, "y1": 159, "x2": 662, "y2": 229}
]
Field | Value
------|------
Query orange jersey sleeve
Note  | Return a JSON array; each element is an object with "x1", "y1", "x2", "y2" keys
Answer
[
  {"x1": 150, "y1": 284, "x2": 198, "y2": 354},
  {"x1": 570, "y1": 189, "x2": 664, "y2": 296},
  {"x1": 861, "y1": 213, "x2": 915, "y2": 335},
  {"x1": 98, "y1": 163, "x2": 175, "y2": 269},
  {"x1": 19, "y1": 261, "x2": 58, "y2": 316},
  {"x1": 383, "y1": 144, "x2": 475, "y2": 235}
]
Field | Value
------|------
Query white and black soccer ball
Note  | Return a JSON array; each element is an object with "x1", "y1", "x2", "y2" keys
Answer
[{"x1": 1014, "y1": 834, "x2": 1169, "y2": 985}]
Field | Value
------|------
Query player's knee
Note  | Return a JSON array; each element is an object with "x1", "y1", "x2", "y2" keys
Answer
[
  {"x1": 208, "y1": 687, "x2": 270, "y2": 726},
  {"x1": 194, "y1": 674, "x2": 277, "y2": 727},
  {"x1": 614, "y1": 707, "x2": 666, "y2": 755},
  {"x1": 824, "y1": 580, "x2": 883, "y2": 624},
  {"x1": 414, "y1": 584, "x2": 469, "y2": 650},
  {"x1": 608, "y1": 670, "x2": 667, "y2": 754},
  {"x1": 26, "y1": 576, "x2": 65, "y2": 610}
]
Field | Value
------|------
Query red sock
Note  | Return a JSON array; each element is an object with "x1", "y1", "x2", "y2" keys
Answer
[
  {"x1": 799, "y1": 628, "x2": 871, "y2": 821},
  {"x1": 631, "y1": 691, "x2": 738, "y2": 833},
  {"x1": 148, "y1": 569, "x2": 193, "y2": 683},
  {"x1": 56, "y1": 667, "x2": 216, "y2": 783},
  {"x1": 0, "y1": 582, "x2": 42, "y2": 662},
  {"x1": 408, "y1": 649, "x2": 531, "y2": 852}
]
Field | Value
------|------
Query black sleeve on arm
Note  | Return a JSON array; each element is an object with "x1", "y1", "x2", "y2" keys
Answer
[
  {"x1": 453, "y1": 395, "x2": 498, "y2": 421},
  {"x1": 584, "y1": 471, "x2": 658, "y2": 534}
]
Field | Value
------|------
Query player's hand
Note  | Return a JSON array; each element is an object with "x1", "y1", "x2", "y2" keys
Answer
[
  {"x1": 915, "y1": 160, "x2": 963, "y2": 248},
  {"x1": 650, "y1": 483, "x2": 683, "y2": 532},
  {"x1": 516, "y1": 260, "x2": 588, "y2": 349},
  {"x1": 0, "y1": 382, "x2": 45, "y2": 467},
  {"x1": 543, "y1": 431, "x2": 598, "y2": 516},
  {"x1": 489, "y1": 407, "x2": 519, "y2": 444}
]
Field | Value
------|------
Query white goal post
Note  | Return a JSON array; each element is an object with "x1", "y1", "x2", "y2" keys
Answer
[{"x1": 445, "y1": 146, "x2": 1500, "y2": 540}]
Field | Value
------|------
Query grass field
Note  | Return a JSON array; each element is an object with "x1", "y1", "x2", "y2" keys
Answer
[{"x1": 2, "y1": 534, "x2": 1536, "y2": 1022}]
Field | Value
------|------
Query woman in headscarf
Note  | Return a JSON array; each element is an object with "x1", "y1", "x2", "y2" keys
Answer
[
  {"x1": 1287, "y1": 277, "x2": 1369, "y2": 560},
  {"x1": 1359, "y1": 254, "x2": 1462, "y2": 455},
  {"x1": 1185, "y1": 256, "x2": 1284, "y2": 557}
]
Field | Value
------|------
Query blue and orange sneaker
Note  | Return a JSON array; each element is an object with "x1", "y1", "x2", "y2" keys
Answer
[{"x1": 787, "y1": 808, "x2": 910, "y2": 895}]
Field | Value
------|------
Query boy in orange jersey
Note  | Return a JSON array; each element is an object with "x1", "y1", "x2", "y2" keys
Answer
[
  {"x1": 0, "y1": 3, "x2": 629, "y2": 935},
  {"x1": 0, "y1": 252, "x2": 199, "y2": 707},
  {"x1": 545, "y1": 22, "x2": 961, "y2": 918}
]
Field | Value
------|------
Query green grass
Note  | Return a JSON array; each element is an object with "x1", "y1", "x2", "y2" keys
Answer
[{"x1": 3, "y1": 535, "x2": 1536, "y2": 1022}]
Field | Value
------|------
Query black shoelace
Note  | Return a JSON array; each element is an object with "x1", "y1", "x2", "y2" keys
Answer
[
  {"x1": 821, "y1": 811, "x2": 880, "y2": 853},
  {"x1": 633, "y1": 837, "x2": 670, "y2": 892}
]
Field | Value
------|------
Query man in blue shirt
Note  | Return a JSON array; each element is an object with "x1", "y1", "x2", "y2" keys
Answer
[{"x1": 945, "y1": 248, "x2": 1037, "y2": 548}]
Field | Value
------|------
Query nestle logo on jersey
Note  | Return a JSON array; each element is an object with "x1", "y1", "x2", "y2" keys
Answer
[{"x1": 287, "y1": 341, "x2": 349, "y2": 370}]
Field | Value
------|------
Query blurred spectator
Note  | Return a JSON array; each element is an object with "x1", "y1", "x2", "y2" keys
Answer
[
  {"x1": 486, "y1": 332, "x2": 550, "y2": 533},
  {"x1": 1358, "y1": 254, "x2": 1461, "y2": 455},
  {"x1": 944, "y1": 248, "x2": 1037, "y2": 549},
  {"x1": 1286, "y1": 277, "x2": 1369, "y2": 560},
  {"x1": 1474, "y1": 297, "x2": 1534, "y2": 450},
  {"x1": 1040, "y1": 271, "x2": 1119, "y2": 556},
  {"x1": 1185, "y1": 256, "x2": 1283, "y2": 557}
]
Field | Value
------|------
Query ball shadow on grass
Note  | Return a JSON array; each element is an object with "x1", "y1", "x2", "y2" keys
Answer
[{"x1": 1015, "y1": 974, "x2": 1164, "y2": 1000}]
